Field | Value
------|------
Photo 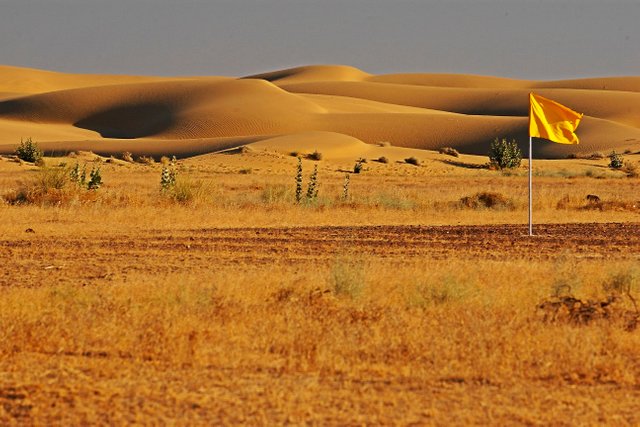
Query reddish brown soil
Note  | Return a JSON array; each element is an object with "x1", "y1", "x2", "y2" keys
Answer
[{"x1": 3, "y1": 223, "x2": 639, "y2": 288}]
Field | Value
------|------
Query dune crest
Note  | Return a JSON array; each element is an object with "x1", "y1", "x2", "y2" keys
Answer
[{"x1": 0, "y1": 64, "x2": 639, "y2": 158}]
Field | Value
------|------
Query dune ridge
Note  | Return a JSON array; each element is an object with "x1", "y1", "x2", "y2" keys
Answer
[{"x1": 0, "y1": 64, "x2": 639, "y2": 159}]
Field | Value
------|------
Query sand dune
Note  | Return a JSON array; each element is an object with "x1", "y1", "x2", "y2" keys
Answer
[{"x1": 0, "y1": 64, "x2": 639, "y2": 159}]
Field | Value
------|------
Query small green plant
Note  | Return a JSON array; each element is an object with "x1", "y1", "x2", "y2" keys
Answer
[
  {"x1": 87, "y1": 167, "x2": 102, "y2": 190},
  {"x1": 609, "y1": 151, "x2": 624, "y2": 169},
  {"x1": 353, "y1": 158, "x2": 365, "y2": 174},
  {"x1": 295, "y1": 157, "x2": 303, "y2": 204},
  {"x1": 15, "y1": 138, "x2": 43, "y2": 163},
  {"x1": 160, "y1": 167, "x2": 176, "y2": 191},
  {"x1": 306, "y1": 165, "x2": 319, "y2": 201},
  {"x1": 488, "y1": 138, "x2": 522, "y2": 169},
  {"x1": 405, "y1": 157, "x2": 420, "y2": 166},
  {"x1": 342, "y1": 174, "x2": 350, "y2": 201},
  {"x1": 69, "y1": 163, "x2": 87, "y2": 187}
]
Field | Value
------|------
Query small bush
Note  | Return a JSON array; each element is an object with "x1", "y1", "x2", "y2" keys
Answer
[
  {"x1": 15, "y1": 138, "x2": 44, "y2": 163},
  {"x1": 121, "y1": 152, "x2": 134, "y2": 163},
  {"x1": 353, "y1": 158, "x2": 365, "y2": 174},
  {"x1": 87, "y1": 167, "x2": 102, "y2": 190},
  {"x1": 459, "y1": 192, "x2": 514, "y2": 210},
  {"x1": 609, "y1": 151, "x2": 624, "y2": 169},
  {"x1": 331, "y1": 257, "x2": 365, "y2": 299},
  {"x1": 623, "y1": 161, "x2": 639, "y2": 178},
  {"x1": 488, "y1": 138, "x2": 522, "y2": 169},
  {"x1": 167, "y1": 179, "x2": 206, "y2": 204},
  {"x1": 376, "y1": 156, "x2": 389, "y2": 164},
  {"x1": 405, "y1": 157, "x2": 420, "y2": 166},
  {"x1": 238, "y1": 168, "x2": 252, "y2": 175},
  {"x1": 3, "y1": 167, "x2": 73, "y2": 205},
  {"x1": 307, "y1": 150, "x2": 323, "y2": 161},
  {"x1": 137, "y1": 155, "x2": 155, "y2": 165},
  {"x1": 261, "y1": 185, "x2": 290, "y2": 204},
  {"x1": 439, "y1": 147, "x2": 459, "y2": 157}
]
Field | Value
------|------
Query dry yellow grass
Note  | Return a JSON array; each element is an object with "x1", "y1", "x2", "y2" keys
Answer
[{"x1": 1, "y1": 152, "x2": 640, "y2": 424}]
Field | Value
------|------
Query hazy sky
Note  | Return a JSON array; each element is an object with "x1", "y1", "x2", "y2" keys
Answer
[{"x1": 1, "y1": 0, "x2": 638, "y2": 79}]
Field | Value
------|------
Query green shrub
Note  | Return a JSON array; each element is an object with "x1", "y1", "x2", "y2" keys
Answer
[
  {"x1": 609, "y1": 151, "x2": 624, "y2": 169},
  {"x1": 160, "y1": 166, "x2": 177, "y2": 192},
  {"x1": 306, "y1": 165, "x2": 319, "y2": 201},
  {"x1": 15, "y1": 138, "x2": 43, "y2": 163},
  {"x1": 489, "y1": 138, "x2": 522, "y2": 169},
  {"x1": 87, "y1": 167, "x2": 102, "y2": 190},
  {"x1": 295, "y1": 157, "x2": 303, "y2": 203}
]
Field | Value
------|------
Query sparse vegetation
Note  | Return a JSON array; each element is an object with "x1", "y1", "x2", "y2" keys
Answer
[
  {"x1": 376, "y1": 156, "x2": 389, "y2": 164},
  {"x1": 405, "y1": 156, "x2": 420, "y2": 166},
  {"x1": 439, "y1": 147, "x2": 460, "y2": 157},
  {"x1": 87, "y1": 166, "x2": 102, "y2": 190},
  {"x1": 14, "y1": 137, "x2": 43, "y2": 163},
  {"x1": 342, "y1": 174, "x2": 350, "y2": 201},
  {"x1": 459, "y1": 192, "x2": 514, "y2": 210},
  {"x1": 306, "y1": 165, "x2": 319, "y2": 202},
  {"x1": 353, "y1": 158, "x2": 366, "y2": 173},
  {"x1": 3, "y1": 150, "x2": 640, "y2": 425},
  {"x1": 623, "y1": 160, "x2": 639, "y2": 178},
  {"x1": 307, "y1": 150, "x2": 323, "y2": 161},
  {"x1": 488, "y1": 138, "x2": 522, "y2": 169},
  {"x1": 609, "y1": 150, "x2": 624, "y2": 169},
  {"x1": 295, "y1": 157, "x2": 303, "y2": 203},
  {"x1": 137, "y1": 155, "x2": 155, "y2": 165},
  {"x1": 121, "y1": 151, "x2": 134, "y2": 162}
]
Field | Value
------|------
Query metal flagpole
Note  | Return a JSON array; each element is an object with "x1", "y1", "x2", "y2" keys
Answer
[{"x1": 529, "y1": 136, "x2": 533, "y2": 236}]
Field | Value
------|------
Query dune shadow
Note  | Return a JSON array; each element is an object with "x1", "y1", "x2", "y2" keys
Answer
[{"x1": 74, "y1": 104, "x2": 174, "y2": 139}]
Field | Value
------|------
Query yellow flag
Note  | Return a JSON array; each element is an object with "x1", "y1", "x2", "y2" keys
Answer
[{"x1": 529, "y1": 93, "x2": 583, "y2": 144}]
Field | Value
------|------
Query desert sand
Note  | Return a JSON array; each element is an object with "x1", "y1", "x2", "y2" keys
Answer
[{"x1": 0, "y1": 64, "x2": 639, "y2": 159}]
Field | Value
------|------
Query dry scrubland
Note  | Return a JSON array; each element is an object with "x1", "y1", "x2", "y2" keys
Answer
[{"x1": 1, "y1": 150, "x2": 640, "y2": 425}]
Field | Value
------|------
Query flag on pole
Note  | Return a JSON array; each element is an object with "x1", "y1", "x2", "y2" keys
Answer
[{"x1": 529, "y1": 93, "x2": 583, "y2": 144}]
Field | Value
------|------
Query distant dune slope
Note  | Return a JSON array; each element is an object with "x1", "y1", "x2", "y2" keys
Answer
[{"x1": 0, "y1": 64, "x2": 638, "y2": 158}]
